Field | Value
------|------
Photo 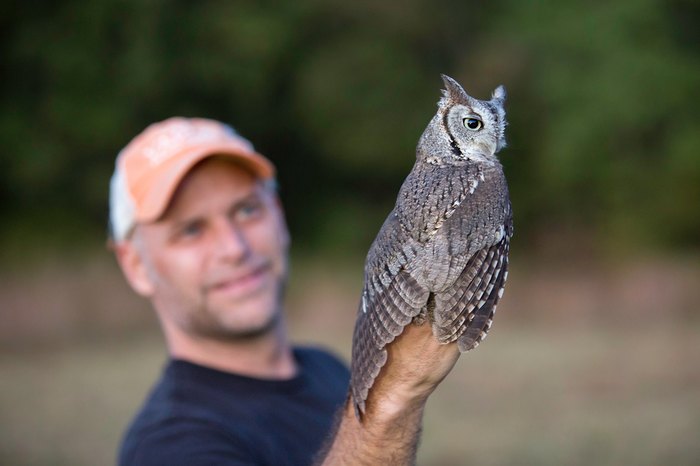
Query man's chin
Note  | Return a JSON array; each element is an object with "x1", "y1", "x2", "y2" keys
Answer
[{"x1": 193, "y1": 309, "x2": 281, "y2": 342}]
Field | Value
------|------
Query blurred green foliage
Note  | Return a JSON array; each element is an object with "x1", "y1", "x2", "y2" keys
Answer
[{"x1": 1, "y1": 0, "x2": 698, "y2": 258}]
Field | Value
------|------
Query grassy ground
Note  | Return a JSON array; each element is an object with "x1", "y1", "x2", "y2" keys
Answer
[{"x1": 1, "y1": 254, "x2": 699, "y2": 465}]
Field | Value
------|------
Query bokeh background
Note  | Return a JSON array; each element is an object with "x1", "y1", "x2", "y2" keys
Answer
[{"x1": 1, "y1": 1, "x2": 699, "y2": 464}]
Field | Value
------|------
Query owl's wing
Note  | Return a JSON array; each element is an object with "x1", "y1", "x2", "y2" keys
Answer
[
  {"x1": 350, "y1": 212, "x2": 430, "y2": 417},
  {"x1": 432, "y1": 230, "x2": 511, "y2": 352}
]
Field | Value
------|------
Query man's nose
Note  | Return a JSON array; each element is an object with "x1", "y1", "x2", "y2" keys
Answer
[{"x1": 213, "y1": 219, "x2": 250, "y2": 262}]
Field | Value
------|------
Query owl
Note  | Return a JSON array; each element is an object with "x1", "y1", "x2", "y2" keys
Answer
[{"x1": 350, "y1": 74, "x2": 513, "y2": 417}]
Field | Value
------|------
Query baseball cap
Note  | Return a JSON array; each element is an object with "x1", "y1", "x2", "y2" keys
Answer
[{"x1": 109, "y1": 117, "x2": 275, "y2": 241}]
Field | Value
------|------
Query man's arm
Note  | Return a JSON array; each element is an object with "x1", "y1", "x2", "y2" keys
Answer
[{"x1": 320, "y1": 323, "x2": 460, "y2": 465}]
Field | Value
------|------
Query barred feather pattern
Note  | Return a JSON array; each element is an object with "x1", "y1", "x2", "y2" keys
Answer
[
  {"x1": 350, "y1": 75, "x2": 512, "y2": 418},
  {"x1": 350, "y1": 164, "x2": 512, "y2": 418}
]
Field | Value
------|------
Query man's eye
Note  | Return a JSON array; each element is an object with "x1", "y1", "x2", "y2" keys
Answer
[
  {"x1": 237, "y1": 202, "x2": 263, "y2": 220},
  {"x1": 180, "y1": 221, "x2": 203, "y2": 237}
]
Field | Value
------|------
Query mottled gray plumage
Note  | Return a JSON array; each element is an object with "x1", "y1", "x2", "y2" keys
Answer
[{"x1": 350, "y1": 75, "x2": 513, "y2": 417}]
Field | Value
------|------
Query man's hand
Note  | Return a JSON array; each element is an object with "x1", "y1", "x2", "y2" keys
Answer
[
  {"x1": 366, "y1": 322, "x2": 460, "y2": 418},
  {"x1": 319, "y1": 323, "x2": 460, "y2": 465}
]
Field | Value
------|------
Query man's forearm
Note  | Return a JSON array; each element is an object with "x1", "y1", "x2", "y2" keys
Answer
[
  {"x1": 320, "y1": 395, "x2": 426, "y2": 466},
  {"x1": 320, "y1": 324, "x2": 461, "y2": 465}
]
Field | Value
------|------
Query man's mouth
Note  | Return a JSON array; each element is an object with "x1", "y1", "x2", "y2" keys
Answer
[{"x1": 207, "y1": 263, "x2": 272, "y2": 299}]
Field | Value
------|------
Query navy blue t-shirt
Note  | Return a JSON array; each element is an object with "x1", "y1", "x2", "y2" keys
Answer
[{"x1": 119, "y1": 347, "x2": 350, "y2": 466}]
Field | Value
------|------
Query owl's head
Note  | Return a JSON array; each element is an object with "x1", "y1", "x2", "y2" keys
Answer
[{"x1": 418, "y1": 74, "x2": 507, "y2": 165}]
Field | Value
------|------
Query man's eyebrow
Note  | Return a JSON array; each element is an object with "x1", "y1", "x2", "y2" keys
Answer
[
  {"x1": 229, "y1": 190, "x2": 265, "y2": 210},
  {"x1": 169, "y1": 215, "x2": 204, "y2": 232}
]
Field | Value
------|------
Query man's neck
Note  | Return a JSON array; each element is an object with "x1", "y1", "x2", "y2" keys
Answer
[{"x1": 163, "y1": 320, "x2": 298, "y2": 380}]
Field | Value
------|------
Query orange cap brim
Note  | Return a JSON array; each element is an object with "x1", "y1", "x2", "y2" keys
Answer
[{"x1": 133, "y1": 143, "x2": 275, "y2": 223}]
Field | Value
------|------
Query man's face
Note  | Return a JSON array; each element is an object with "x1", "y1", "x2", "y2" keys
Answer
[{"x1": 127, "y1": 157, "x2": 290, "y2": 341}]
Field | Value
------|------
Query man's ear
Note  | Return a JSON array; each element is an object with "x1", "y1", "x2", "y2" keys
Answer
[{"x1": 114, "y1": 239, "x2": 155, "y2": 297}]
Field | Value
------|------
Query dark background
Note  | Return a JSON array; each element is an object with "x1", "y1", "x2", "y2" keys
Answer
[
  {"x1": 2, "y1": 0, "x2": 699, "y2": 258},
  {"x1": 1, "y1": 1, "x2": 699, "y2": 464}
]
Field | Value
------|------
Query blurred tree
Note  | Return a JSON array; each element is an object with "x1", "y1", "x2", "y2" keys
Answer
[
  {"x1": 0, "y1": 0, "x2": 698, "y2": 261},
  {"x1": 492, "y1": 0, "x2": 700, "y2": 250}
]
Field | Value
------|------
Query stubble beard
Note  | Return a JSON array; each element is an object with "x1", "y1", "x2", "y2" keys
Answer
[
  {"x1": 190, "y1": 306, "x2": 283, "y2": 342},
  {"x1": 184, "y1": 279, "x2": 287, "y2": 343}
]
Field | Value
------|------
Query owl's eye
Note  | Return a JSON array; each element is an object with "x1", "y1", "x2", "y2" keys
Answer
[{"x1": 463, "y1": 118, "x2": 483, "y2": 131}]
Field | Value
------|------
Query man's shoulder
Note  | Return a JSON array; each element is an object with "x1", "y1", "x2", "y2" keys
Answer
[
  {"x1": 118, "y1": 368, "x2": 260, "y2": 466},
  {"x1": 119, "y1": 416, "x2": 255, "y2": 466},
  {"x1": 118, "y1": 361, "x2": 257, "y2": 465},
  {"x1": 120, "y1": 352, "x2": 349, "y2": 465}
]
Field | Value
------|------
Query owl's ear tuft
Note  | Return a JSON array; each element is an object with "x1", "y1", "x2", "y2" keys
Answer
[
  {"x1": 492, "y1": 85, "x2": 506, "y2": 102},
  {"x1": 440, "y1": 74, "x2": 468, "y2": 103}
]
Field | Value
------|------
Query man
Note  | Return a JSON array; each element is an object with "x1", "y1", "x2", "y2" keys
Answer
[{"x1": 111, "y1": 117, "x2": 460, "y2": 465}]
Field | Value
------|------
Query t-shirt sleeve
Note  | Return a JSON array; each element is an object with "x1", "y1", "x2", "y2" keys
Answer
[{"x1": 121, "y1": 418, "x2": 257, "y2": 466}]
